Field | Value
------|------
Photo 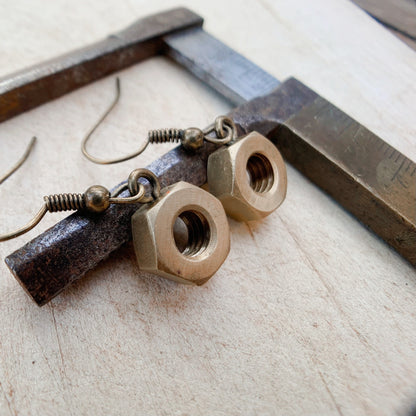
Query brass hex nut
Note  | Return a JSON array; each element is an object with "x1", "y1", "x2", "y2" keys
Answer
[
  {"x1": 207, "y1": 132, "x2": 287, "y2": 221},
  {"x1": 131, "y1": 181, "x2": 230, "y2": 285}
]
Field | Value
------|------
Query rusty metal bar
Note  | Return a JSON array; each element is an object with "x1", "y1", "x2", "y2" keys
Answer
[{"x1": 0, "y1": 8, "x2": 203, "y2": 123}]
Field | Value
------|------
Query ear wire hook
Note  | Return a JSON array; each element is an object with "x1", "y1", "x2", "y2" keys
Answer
[
  {"x1": 0, "y1": 136, "x2": 37, "y2": 185},
  {"x1": 81, "y1": 78, "x2": 237, "y2": 165},
  {"x1": 81, "y1": 77, "x2": 150, "y2": 165},
  {"x1": 0, "y1": 168, "x2": 159, "y2": 242}
]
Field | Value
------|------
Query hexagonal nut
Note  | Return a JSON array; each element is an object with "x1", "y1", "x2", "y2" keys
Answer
[
  {"x1": 131, "y1": 181, "x2": 230, "y2": 285},
  {"x1": 207, "y1": 131, "x2": 287, "y2": 221}
]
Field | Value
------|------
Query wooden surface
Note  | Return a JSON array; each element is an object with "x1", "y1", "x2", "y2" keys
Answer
[
  {"x1": 0, "y1": 0, "x2": 415, "y2": 415},
  {"x1": 352, "y1": 0, "x2": 416, "y2": 49},
  {"x1": 352, "y1": 0, "x2": 416, "y2": 38}
]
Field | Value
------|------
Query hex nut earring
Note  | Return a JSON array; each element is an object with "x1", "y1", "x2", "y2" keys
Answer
[
  {"x1": 131, "y1": 181, "x2": 230, "y2": 285},
  {"x1": 207, "y1": 132, "x2": 287, "y2": 221}
]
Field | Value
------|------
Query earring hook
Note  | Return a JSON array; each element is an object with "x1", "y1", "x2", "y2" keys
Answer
[
  {"x1": 81, "y1": 78, "x2": 237, "y2": 165},
  {"x1": 81, "y1": 77, "x2": 149, "y2": 165},
  {"x1": 0, "y1": 168, "x2": 160, "y2": 242},
  {"x1": 0, "y1": 136, "x2": 37, "y2": 185}
]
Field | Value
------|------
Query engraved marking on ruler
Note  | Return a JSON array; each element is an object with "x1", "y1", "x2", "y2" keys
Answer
[
  {"x1": 391, "y1": 159, "x2": 406, "y2": 181},
  {"x1": 338, "y1": 119, "x2": 354, "y2": 138},
  {"x1": 405, "y1": 160, "x2": 411, "y2": 173}
]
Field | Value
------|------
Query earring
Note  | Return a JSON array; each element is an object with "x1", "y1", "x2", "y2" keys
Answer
[
  {"x1": 130, "y1": 170, "x2": 230, "y2": 285},
  {"x1": 207, "y1": 131, "x2": 287, "y2": 221},
  {"x1": 81, "y1": 93, "x2": 287, "y2": 222},
  {"x1": 0, "y1": 167, "x2": 230, "y2": 286},
  {"x1": 0, "y1": 136, "x2": 36, "y2": 185},
  {"x1": 137, "y1": 115, "x2": 287, "y2": 222},
  {"x1": 80, "y1": 79, "x2": 236, "y2": 165}
]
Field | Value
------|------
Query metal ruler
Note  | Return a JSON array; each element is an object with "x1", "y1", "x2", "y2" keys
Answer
[{"x1": 165, "y1": 25, "x2": 416, "y2": 265}]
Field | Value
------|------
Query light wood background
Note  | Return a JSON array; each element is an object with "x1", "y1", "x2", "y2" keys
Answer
[{"x1": 0, "y1": 0, "x2": 415, "y2": 415}]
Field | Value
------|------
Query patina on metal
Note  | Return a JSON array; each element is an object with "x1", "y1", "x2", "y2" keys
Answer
[
  {"x1": 2, "y1": 8, "x2": 415, "y2": 306},
  {"x1": 0, "y1": 169, "x2": 149, "y2": 242},
  {"x1": 0, "y1": 115, "x2": 235, "y2": 244},
  {"x1": 231, "y1": 80, "x2": 416, "y2": 264},
  {"x1": 5, "y1": 143, "x2": 217, "y2": 305},
  {"x1": 163, "y1": 28, "x2": 415, "y2": 264},
  {"x1": 0, "y1": 8, "x2": 203, "y2": 123},
  {"x1": 81, "y1": 79, "x2": 237, "y2": 164},
  {"x1": 132, "y1": 181, "x2": 230, "y2": 286},
  {"x1": 0, "y1": 137, "x2": 36, "y2": 185},
  {"x1": 207, "y1": 132, "x2": 287, "y2": 221}
]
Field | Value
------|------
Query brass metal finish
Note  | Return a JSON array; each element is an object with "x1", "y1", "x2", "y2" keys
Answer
[
  {"x1": 81, "y1": 88, "x2": 236, "y2": 164},
  {"x1": 269, "y1": 92, "x2": 416, "y2": 264},
  {"x1": 84, "y1": 186, "x2": 111, "y2": 213},
  {"x1": 81, "y1": 79, "x2": 151, "y2": 165},
  {"x1": 44, "y1": 193, "x2": 86, "y2": 212},
  {"x1": 181, "y1": 128, "x2": 204, "y2": 151},
  {"x1": 0, "y1": 168, "x2": 158, "y2": 242},
  {"x1": 208, "y1": 132, "x2": 287, "y2": 221},
  {"x1": 0, "y1": 206, "x2": 48, "y2": 242},
  {"x1": 202, "y1": 116, "x2": 236, "y2": 145},
  {"x1": 148, "y1": 128, "x2": 183, "y2": 144},
  {"x1": 131, "y1": 181, "x2": 230, "y2": 285},
  {"x1": 5, "y1": 9, "x2": 414, "y2": 306},
  {"x1": 126, "y1": 168, "x2": 160, "y2": 203},
  {"x1": 0, "y1": 136, "x2": 37, "y2": 185}
]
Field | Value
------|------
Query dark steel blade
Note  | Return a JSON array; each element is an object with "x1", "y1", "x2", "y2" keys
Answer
[{"x1": 164, "y1": 28, "x2": 280, "y2": 105}]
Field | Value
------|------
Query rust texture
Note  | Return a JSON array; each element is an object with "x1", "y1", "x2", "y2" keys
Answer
[
  {"x1": 5, "y1": 80, "x2": 416, "y2": 305},
  {"x1": 0, "y1": 8, "x2": 203, "y2": 123},
  {"x1": 6, "y1": 144, "x2": 216, "y2": 305},
  {"x1": 232, "y1": 78, "x2": 416, "y2": 265},
  {"x1": 5, "y1": 79, "x2": 317, "y2": 305}
]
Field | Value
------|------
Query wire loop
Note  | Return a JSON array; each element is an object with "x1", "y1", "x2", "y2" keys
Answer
[
  {"x1": 203, "y1": 116, "x2": 237, "y2": 145},
  {"x1": 0, "y1": 136, "x2": 37, "y2": 185},
  {"x1": 127, "y1": 168, "x2": 161, "y2": 203},
  {"x1": 81, "y1": 77, "x2": 238, "y2": 165},
  {"x1": 81, "y1": 78, "x2": 150, "y2": 165}
]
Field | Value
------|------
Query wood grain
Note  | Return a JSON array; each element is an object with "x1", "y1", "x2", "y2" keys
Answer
[
  {"x1": 352, "y1": 0, "x2": 416, "y2": 39},
  {"x1": 0, "y1": 0, "x2": 415, "y2": 415}
]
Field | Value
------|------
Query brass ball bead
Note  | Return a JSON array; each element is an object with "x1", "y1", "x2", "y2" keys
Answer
[
  {"x1": 84, "y1": 185, "x2": 110, "y2": 213},
  {"x1": 181, "y1": 128, "x2": 204, "y2": 151}
]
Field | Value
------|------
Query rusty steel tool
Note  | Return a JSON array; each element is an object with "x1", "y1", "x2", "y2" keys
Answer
[
  {"x1": 2, "y1": 8, "x2": 415, "y2": 306},
  {"x1": 0, "y1": 8, "x2": 203, "y2": 123}
]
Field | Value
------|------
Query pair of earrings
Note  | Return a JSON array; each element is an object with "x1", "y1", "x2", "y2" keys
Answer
[
  {"x1": 132, "y1": 122, "x2": 287, "y2": 285},
  {"x1": 0, "y1": 116, "x2": 287, "y2": 286}
]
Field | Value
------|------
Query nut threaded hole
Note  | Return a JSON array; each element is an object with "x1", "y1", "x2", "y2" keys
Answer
[
  {"x1": 173, "y1": 210, "x2": 211, "y2": 257},
  {"x1": 246, "y1": 153, "x2": 274, "y2": 193}
]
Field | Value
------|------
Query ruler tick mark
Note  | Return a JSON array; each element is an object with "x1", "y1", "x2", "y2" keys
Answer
[
  {"x1": 338, "y1": 119, "x2": 354, "y2": 137},
  {"x1": 388, "y1": 148, "x2": 397, "y2": 159},
  {"x1": 351, "y1": 124, "x2": 362, "y2": 143},
  {"x1": 314, "y1": 101, "x2": 331, "y2": 119},
  {"x1": 405, "y1": 160, "x2": 411, "y2": 172},
  {"x1": 392, "y1": 159, "x2": 405, "y2": 181}
]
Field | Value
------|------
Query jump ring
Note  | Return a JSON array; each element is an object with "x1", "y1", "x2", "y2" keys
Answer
[
  {"x1": 109, "y1": 182, "x2": 146, "y2": 204},
  {"x1": 203, "y1": 116, "x2": 236, "y2": 145},
  {"x1": 215, "y1": 116, "x2": 235, "y2": 138},
  {"x1": 128, "y1": 168, "x2": 161, "y2": 203}
]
